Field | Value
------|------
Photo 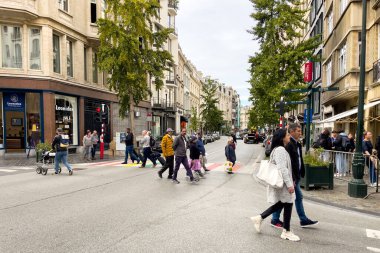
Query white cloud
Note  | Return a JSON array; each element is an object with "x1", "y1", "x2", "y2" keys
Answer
[{"x1": 176, "y1": 0, "x2": 259, "y2": 106}]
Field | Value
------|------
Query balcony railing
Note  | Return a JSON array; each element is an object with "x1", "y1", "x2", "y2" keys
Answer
[
  {"x1": 166, "y1": 74, "x2": 175, "y2": 84},
  {"x1": 152, "y1": 98, "x2": 165, "y2": 109},
  {"x1": 152, "y1": 98, "x2": 177, "y2": 111},
  {"x1": 168, "y1": 23, "x2": 178, "y2": 35},
  {"x1": 373, "y1": 59, "x2": 380, "y2": 83},
  {"x1": 168, "y1": 0, "x2": 178, "y2": 10}
]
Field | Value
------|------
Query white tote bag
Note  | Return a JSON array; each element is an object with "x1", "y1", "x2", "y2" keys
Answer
[{"x1": 255, "y1": 148, "x2": 284, "y2": 189}]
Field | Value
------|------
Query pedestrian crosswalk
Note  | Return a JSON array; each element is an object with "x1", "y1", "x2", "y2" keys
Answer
[
  {"x1": 0, "y1": 166, "x2": 35, "y2": 174},
  {"x1": 367, "y1": 229, "x2": 380, "y2": 252}
]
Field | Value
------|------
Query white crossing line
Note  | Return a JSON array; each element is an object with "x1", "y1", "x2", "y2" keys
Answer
[
  {"x1": 9, "y1": 166, "x2": 34, "y2": 170},
  {"x1": 0, "y1": 169, "x2": 16, "y2": 173},
  {"x1": 367, "y1": 247, "x2": 380, "y2": 252},
  {"x1": 367, "y1": 229, "x2": 380, "y2": 240}
]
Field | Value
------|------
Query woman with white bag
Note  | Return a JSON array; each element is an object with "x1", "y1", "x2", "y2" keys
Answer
[{"x1": 251, "y1": 129, "x2": 300, "y2": 242}]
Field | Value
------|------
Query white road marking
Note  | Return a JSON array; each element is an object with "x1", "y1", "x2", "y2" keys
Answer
[
  {"x1": 367, "y1": 247, "x2": 380, "y2": 252},
  {"x1": 11, "y1": 166, "x2": 34, "y2": 170},
  {"x1": 367, "y1": 229, "x2": 380, "y2": 240},
  {"x1": 0, "y1": 169, "x2": 16, "y2": 173}
]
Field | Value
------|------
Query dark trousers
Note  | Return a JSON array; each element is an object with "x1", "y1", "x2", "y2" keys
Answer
[
  {"x1": 261, "y1": 201, "x2": 293, "y2": 231},
  {"x1": 125, "y1": 145, "x2": 140, "y2": 163},
  {"x1": 142, "y1": 147, "x2": 156, "y2": 166},
  {"x1": 173, "y1": 156, "x2": 193, "y2": 180},
  {"x1": 91, "y1": 144, "x2": 97, "y2": 159},
  {"x1": 159, "y1": 155, "x2": 174, "y2": 178}
]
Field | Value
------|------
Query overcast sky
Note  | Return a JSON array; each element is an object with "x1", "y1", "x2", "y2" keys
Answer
[{"x1": 176, "y1": 0, "x2": 259, "y2": 106}]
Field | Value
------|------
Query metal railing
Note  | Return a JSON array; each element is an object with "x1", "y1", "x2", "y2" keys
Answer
[
  {"x1": 168, "y1": 0, "x2": 178, "y2": 9},
  {"x1": 321, "y1": 150, "x2": 379, "y2": 192}
]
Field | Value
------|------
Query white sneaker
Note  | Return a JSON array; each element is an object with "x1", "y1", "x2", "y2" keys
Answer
[
  {"x1": 281, "y1": 230, "x2": 300, "y2": 242},
  {"x1": 250, "y1": 215, "x2": 263, "y2": 233}
]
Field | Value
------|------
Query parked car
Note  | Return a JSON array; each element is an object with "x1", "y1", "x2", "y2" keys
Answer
[
  {"x1": 244, "y1": 131, "x2": 260, "y2": 144},
  {"x1": 212, "y1": 133, "x2": 220, "y2": 140},
  {"x1": 264, "y1": 135, "x2": 273, "y2": 157}
]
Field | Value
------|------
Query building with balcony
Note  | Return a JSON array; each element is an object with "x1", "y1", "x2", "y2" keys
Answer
[{"x1": 240, "y1": 105, "x2": 252, "y2": 131}]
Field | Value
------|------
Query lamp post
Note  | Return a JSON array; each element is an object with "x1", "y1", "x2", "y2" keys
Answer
[{"x1": 348, "y1": 0, "x2": 368, "y2": 198}]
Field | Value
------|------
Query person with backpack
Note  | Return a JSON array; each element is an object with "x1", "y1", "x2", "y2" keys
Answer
[
  {"x1": 332, "y1": 130, "x2": 349, "y2": 177},
  {"x1": 189, "y1": 136, "x2": 204, "y2": 179},
  {"x1": 225, "y1": 137, "x2": 236, "y2": 173},
  {"x1": 52, "y1": 128, "x2": 73, "y2": 175},
  {"x1": 82, "y1": 130, "x2": 93, "y2": 161},
  {"x1": 122, "y1": 128, "x2": 140, "y2": 164},
  {"x1": 140, "y1": 130, "x2": 157, "y2": 168}
]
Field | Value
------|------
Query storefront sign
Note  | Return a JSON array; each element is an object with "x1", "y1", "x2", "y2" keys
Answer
[
  {"x1": 304, "y1": 62, "x2": 313, "y2": 83},
  {"x1": 55, "y1": 105, "x2": 73, "y2": 111},
  {"x1": 4, "y1": 93, "x2": 24, "y2": 111}
]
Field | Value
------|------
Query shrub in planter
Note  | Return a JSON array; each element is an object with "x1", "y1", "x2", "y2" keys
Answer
[
  {"x1": 302, "y1": 148, "x2": 333, "y2": 190},
  {"x1": 36, "y1": 142, "x2": 52, "y2": 162}
]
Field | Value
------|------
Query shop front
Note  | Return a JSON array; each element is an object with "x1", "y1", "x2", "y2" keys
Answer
[
  {"x1": 55, "y1": 94, "x2": 78, "y2": 145},
  {"x1": 84, "y1": 98, "x2": 111, "y2": 144},
  {"x1": 1, "y1": 91, "x2": 42, "y2": 152}
]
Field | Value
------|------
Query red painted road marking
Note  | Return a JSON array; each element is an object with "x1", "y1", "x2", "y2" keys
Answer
[{"x1": 207, "y1": 163, "x2": 222, "y2": 171}]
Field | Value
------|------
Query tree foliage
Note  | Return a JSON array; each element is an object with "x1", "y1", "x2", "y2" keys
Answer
[
  {"x1": 189, "y1": 106, "x2": 199, "y2": 133},
  {"x1": 200, "y1": 79, "x2": 224, "y2": 132},
  {"x1": 97, "y1": 0, "x2": 173, "y2": 117},
  {"x1": 248, "y1": 0, "x2": 320, "y2": 126}
]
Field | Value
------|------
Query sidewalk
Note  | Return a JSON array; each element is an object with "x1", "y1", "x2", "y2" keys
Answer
[{"x1": 302, "y1": 178, "x2": 380, "y2": 217}]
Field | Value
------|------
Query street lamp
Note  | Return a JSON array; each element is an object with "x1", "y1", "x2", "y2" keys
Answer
[{"x1": 348, "y1": 0, "x2": 367, "y2": 198}]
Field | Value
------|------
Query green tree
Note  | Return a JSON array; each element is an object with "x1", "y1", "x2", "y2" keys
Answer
[
  {"x1": 189, "y1": 106, "x2": 199, "y2": 133},
  {"x1": 248, "y1": 0, "x2": 320, "y2": 126},
  {"x1": 97, "y1": 0, "x2": 173, "y2": 125},
  {"x1": 200, "y1": 79, "x2": 224, "y2": 132}
]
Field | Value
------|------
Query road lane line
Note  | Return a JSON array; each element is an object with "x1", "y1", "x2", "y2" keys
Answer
[
  {"x1": 0, "y1": 169, "x2": 16, "y2": 173},
  {"x1": 367, "y1": 247, "x2": 380, "y2": 252},
  {"x1": 367, "y1": 229, "x2": 380, "y2": 240}
]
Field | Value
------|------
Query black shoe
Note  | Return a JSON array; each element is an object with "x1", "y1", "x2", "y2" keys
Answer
[
  {"x1": 158, "y1": 171, "x2": 163, "y2": 179},
  {"x1": 167, "y1": 175, "x2": 173, "y2": 179},
  {"x1": 172, "y1": 179, "x2": 180, "y2": 184},
  {"x1": 69, "y1": 170, "x2": 73, "y2": 176},
  {"x1": 270, "y1": 219, "x2": 284, "y2": 229},
  {"x1": 121, "y1": 162, "x2": 128, "y2": 164},
  {"x1": 300, "y1": 219, "x2": 318, "y2": 228},
  {"x1": 204, "y1": 168, "x2": 210, "y2": 172}
]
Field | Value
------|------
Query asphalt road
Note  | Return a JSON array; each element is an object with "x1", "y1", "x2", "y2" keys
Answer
[{"x1": 0, "y1": 137, "x2": 379, "y2": 253}]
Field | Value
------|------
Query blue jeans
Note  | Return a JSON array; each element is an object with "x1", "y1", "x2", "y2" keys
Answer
[
  {"x1": 173, "y1": 156, "x2": 193, "y2": 180},
  {"x1": 125, "y1": 145, "x2": 139, "y2": 163},
  {"x1": 369, "y1": 160, "x2": 377, "y2": 184},
  {"x1": 272, "y1": 180, "x2": 308, "y2": 223},
  {"x1": 54, "y1": 151, "x2": 72, "y2": 173}
]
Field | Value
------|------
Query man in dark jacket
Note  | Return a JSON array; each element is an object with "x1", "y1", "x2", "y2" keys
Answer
[
  {"x1": 122, "y1": 128, "x2": 140, "y2": 164},
  {"x1": 52, "y1": 128, "x2": 73, "y2": 175},
  {"x1": 197, "y1": 132, "x2": 210, "y2": 172},
  {"x1": 271, "y1": 123, "x2": 318, "y2": 228},
  {"x1": 172, "y1": 128, "x2": 197, "y2": 184}
]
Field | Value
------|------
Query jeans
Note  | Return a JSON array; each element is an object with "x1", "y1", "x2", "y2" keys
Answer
[
  {"x1": 141, "y1": 147, "x2": 156, "y2": 167},
  {"x1": 83, "y1": 146, "x2": 91, "y2": 160},
  {"x1": 173, "y1": 156, "x2": 194, "y2": 180},
  {"x1": 125, "y1": 145, "x2": 140, "y2": 163},
  {"x1": 272, "y1": 180, "x2": 308, "y2": 223},
  {"x1": 159, "y1": 155, "x2": 174, "y2": 178},
  {"x1": 335, "y1": 153, "x2": 347, "y2": 174},
  {"x1": 368, "y1": 160, "x2": 377, "y2": 184},
  {"x1": 261, "y1": 201, "x2": 293, "y2": 231},
  {"x1": 91, "y1": 144, "x2": 97, "y2": 159},
  {"x1": 200, "y1": 155, "x2": 207, "y2": 170},
  {"x1": 54, "y1": 151, "x2": 72, "y2": 173}
]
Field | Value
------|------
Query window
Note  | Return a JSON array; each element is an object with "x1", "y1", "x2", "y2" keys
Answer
[
  {"x1": 314, "y1": 51, "x2": 322, "y2": 81},
  {"x1": 91, "y1": 0, "x2": 97, "y2": 23},
  {"x1": 67, "y1": 40, "x2": 73, "y2": 77},
  {"x1": 29, "y1": 28, "x2": 41, "y2": 70},
  {"x1": 58, "y1": 0, "x2": 68, "y2": 12},
  {"x1": 101, "y1": 0, "x2": 106, "y2": 18},
  {"x1": 310, "y1": 0, "x2": 316, "y2": 25},
  {"x1": 84, "y1": 47, "x2": 88, "y2": 81},
  {"x1": 168, "y1": 39, "x2": 172, "y2": 53},
  {"x1": 327, "y1": 11, "x2": 333, "y2": 35},
  {"x1": 53, "y1": 34, "x2": 60, "y2": 73},
  {"x1": 93, "y1": 52, "x2": 98, "y2": 83},
  {"x1": 326, "y1": 60, "x2": 332, "y2": 86},
  {"x1": 339, "y1": 43, "x2": 347, "y2": 77},
  {"x1": 340, "y1": 0, "x2": 348, "y2": 15},
  {"x1": 1, "y1": 26, "x2": 22, "y2": 68}
]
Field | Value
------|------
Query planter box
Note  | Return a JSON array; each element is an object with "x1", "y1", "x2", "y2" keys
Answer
[{"x1": 300, "y1": 163, "x2": 334, "y2": 191}]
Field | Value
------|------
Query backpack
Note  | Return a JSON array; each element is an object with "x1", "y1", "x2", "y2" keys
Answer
[
  {"x1": 341, "y1": 135, "x2": 350, "y2": 151},
  {"x1": 149, "y1": 136, "x2": 156, "y2": 147},
  {"x1": 60, "y1": 135, "x2": 70, "y2": 148}
]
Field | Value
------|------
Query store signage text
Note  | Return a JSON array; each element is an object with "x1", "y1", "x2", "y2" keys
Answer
[
  {"x1": 55, "y1": 105, "x2": 73, "y2": 112},
  {"x1": 4, "y1": 93, "x2": 24, "y2": 111}
]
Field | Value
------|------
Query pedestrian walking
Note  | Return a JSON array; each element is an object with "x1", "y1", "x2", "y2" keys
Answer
[
  {"x1": 122, "y1": 128, "x2": 140, "y2": 164},
  {"x1": 158, "y1": 128, "x2": 175, "y2": 179},
  {"x1": 197, "y1": 132, "x2": 210, "y2": 172},
  {"x1": 271, "y1": 123, "x2": 318, "y2": 229},
  {"x1": 83, "y1": 130, "x2": 92, "y2": 161},
  {"x1": 172, "y1": 128, "x2": 198, "y2": 184},
  {"x1": 333, "y1": 130, "x2": 349, "y2": 177},
  {"x1": 140, "y1": 130, "x2": 157, "y2": 168},
  {"x1": 52, "y1": 128, "x2": 73, "y2": 175},
  {"x1": 91, "y1": 130, "x2": 99, "y2": 160},
  {"x1": 251, "y1": 129, "x2": 299, "y2": 241},
  {"x1": 363, "y1": 131, "x2": 377, "y2": 187},
  {"x1": 189, "y1": 136, "x2": 204, "y2": 179},
  {"x1": 225, "y1": 137, "x2": 236, "y2": 173}
]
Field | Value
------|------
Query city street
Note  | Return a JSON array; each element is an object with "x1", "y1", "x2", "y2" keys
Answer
[{"x1": 0, "y1": 137, "x2": 379, "y2": 253}]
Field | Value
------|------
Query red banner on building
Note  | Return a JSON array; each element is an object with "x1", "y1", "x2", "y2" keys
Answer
[{"x1": 304, "y1": 62, "x2": 313, "y2": 83}]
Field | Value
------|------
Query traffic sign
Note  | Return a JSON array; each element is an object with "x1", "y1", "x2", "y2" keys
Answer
[
  {"x1": 283, "y1": 88, "x2": 308, "y2": 93},
  {"x1": 284, "y1": 101, "x2": 307, "y2": 105}
]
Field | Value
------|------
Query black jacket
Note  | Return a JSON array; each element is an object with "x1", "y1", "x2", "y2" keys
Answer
[
  {"x1": 189, "y1": 143, "x2": 200, "y2": 160},
  {"x1": 225, "y1": 144, "x2": 236, "y2": 162},
  {"x1": 125, "y1": 132, "x2": 134, "y2": 146},
  {"x1": 286, "y1": 138, "x2": 305, "y2": 182},
  {"x1": 52, "y1": 134, "x2": 67, "y2": 152}
]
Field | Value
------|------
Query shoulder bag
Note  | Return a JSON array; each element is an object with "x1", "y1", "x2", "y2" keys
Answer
[{"x1": 255, "y1": 148, "x2": 284, "y2": 189}]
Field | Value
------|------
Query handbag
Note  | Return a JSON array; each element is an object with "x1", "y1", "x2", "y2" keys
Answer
[{"x1": 255, "y1": 148, "x2": 284, "y2": 189}]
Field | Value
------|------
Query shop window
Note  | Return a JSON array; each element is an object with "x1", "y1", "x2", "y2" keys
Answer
[
  {"x1": 29, "y1": 28, "x2": 41, "y2": 70},
  {"x1": 0, "y1": 93, "x2": 3, "y2": 148},
  {"x1": 53, "y1": 34, "x2": 61, "y2": 73},
  {"x1": 55, "y1": 95, "x2": 78, "y2": 145},
  {"x1": 1, "y1": 25, "x2": 23, "y2": 68},
  {"x1": 26, "y1": 93, "x2": 41, "y2": 147}
]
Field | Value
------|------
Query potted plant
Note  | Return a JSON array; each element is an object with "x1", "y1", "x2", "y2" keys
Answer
[
  {"x1": 36, "y1": 142, "x2": 52, "y2": 162},
  {"x1": 301, "y1": 148, "x2": 334, "y2": 190}
]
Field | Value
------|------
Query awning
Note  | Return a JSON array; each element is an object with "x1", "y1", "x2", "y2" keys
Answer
[{"x1": 320, "y1": 100, "x2": 380, "y2": 123}]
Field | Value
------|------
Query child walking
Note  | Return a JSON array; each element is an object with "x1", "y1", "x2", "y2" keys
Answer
[
  {"x1": 189, "y1": 136, "x2": 204, "y2": 180},
  {"x1": 225, "y1": 137, "x2": 236, "y2": 173}
]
